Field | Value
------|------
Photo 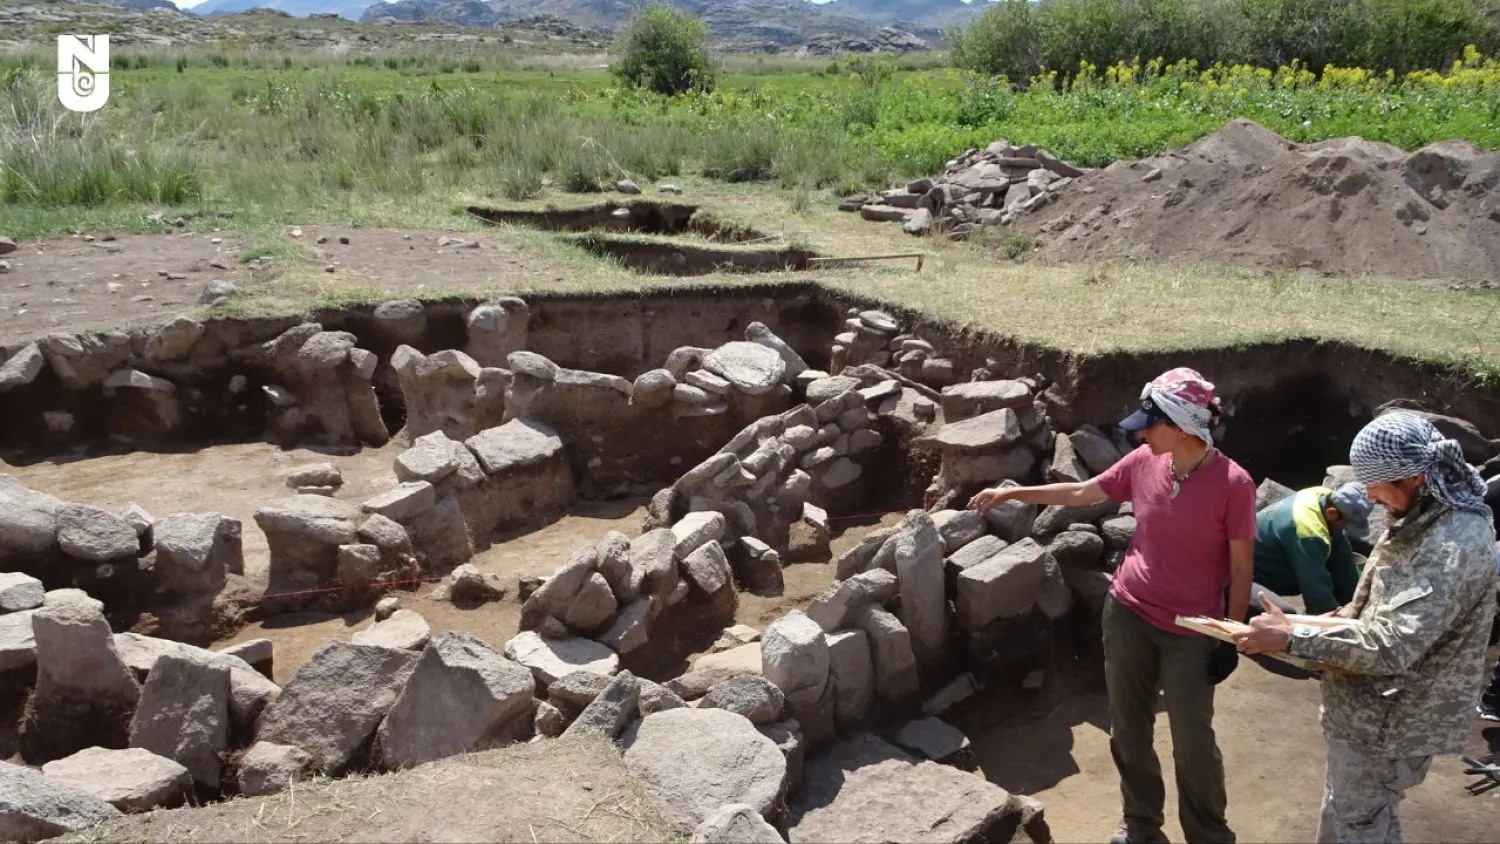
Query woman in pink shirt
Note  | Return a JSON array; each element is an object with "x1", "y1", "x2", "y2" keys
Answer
[{"x1": 970, "y1": 368, "x2": 1256, "y2": 844}]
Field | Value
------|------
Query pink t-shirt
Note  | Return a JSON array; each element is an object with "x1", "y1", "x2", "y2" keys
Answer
[{"x1": 1095, "y1": 445, "x2": 1257, "y2": 635}]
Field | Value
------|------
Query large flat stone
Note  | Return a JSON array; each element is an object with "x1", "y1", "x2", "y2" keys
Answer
[
  {"x1": 621, "y1": 708, "x2": 787, "y2": 833},
  {"x1": 502, "y1": 632, "x2": 618, "y2": 686},
  {"x1": 0, "y1": 760, "x2": 120, "y2": 842},
  {"x1": 41, "y1": 747, "x2": 190, "y2": 813},
  {"x1": 788, "y1": 734, "x2": 1020, "y2": 843},
  {"x1": 0, "y1": 573, "x2": 44, "y2": 614},
  {"x1": 55, "y1": 503, "x2": 138, "y2": 561},
  {"x1": 465, "y1": 418, "x2": 564, "y2": 475},
  {"x1": 922, "y1": 408, "x2": 1023, "y2": 452},
  {"x1": 955, "y1": 539, "x2": 1049, "y2": 630},
  {"x1": 940, "y1": 380, "x2": 1032, "y2": 419},
  {"x1": 0, "y1": 477, "x2": 59, "y2": 555},
  {"x1": 703, "y1": 342, "x2": 786, "y2": 395}
]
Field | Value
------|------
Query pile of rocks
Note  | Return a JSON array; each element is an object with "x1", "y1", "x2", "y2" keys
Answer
[
  {"x1": 828, "y1": 306, "x2": 957, "y2": 389},
  {"x1": 232, "y1": 322, "x2": 389, "y2": 447},
  {"x1": 840, "y1": 140, "x2": 1087, "y2": 240},
  {"x1": 514, "y1": 515, "x2": 738, "y2": 663},
  {"x1": 0, "y1": 476, "x2": 243, "y2": 603}
]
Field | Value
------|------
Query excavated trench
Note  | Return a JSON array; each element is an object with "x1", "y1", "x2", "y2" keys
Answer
[
  {"x1": 467, "y1": 201, "x2": 765, "y2": 243},
  {"x1": 3, "y1": 283, "x2": 1498, "y2": 833},
  {"x1": 467, "y1": 201, "x2": 815, "y2": 276}
]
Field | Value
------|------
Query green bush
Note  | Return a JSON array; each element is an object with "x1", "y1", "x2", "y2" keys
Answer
[
  {"x1": 611, "y1": 3, "x2": 717, "y2": 96},
  {"x1": 951, "y1": 0, "x2": 1500, "y2": 82}
]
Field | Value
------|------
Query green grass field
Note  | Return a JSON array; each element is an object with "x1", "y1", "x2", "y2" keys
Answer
[{"x1": 2, "y1": 50, "x2": 1498, "y2": 378}]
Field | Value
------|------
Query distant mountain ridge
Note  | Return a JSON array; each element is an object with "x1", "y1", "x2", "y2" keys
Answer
[
  {"x1": 181, "y1": 0, "x2": 986, "y2": 46},
  {"x1": 360, "y1": 0, "x2": 984, "y2": 47}
]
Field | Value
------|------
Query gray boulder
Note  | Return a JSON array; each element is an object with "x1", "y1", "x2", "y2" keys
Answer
[
  {"x1": 352, "y1": 609, "x2": 431, "y2": 651},
  {"x1": 806, "y1": 569, "x2": 897, "y2": 632},
  {"x1": 788, "y1": 735, "x2": 1020, "y2": 843},
  {"x1": 26, "y1": 591, "x2": 139, "y2": 759},
  {"x1": 56, "y1": 503, "x2": 139, "y2": 561},
  {"x1": 0, "y1": 479, "x2": 62, "y2": 557},
  {"x1": 760, "y1": 611, "x2": 829, "y2": 703},
  {"x1": 0, "y1": 760, "x2": 120, "y2": 842},
  {"x1": 113, "y1": 633, "x2": 279, "y2": 737},
  {"x1": 152, "y1": 512, "x2": 243, "y2": 596},
  {"x1": 255, "y1": 642, "x2": 419, "y2": 774},
  {"x1": 0, "y1": 572, "x2": 44, "y2": 614},
  {"x1": 691, "y1": 803, "x2": 786, "y2": 844},
  {"x1": 699, "y1": 675, "x2": 785, "y2": 726},
  {"x1": 128, "y1": 654, "x2": 230, "y2": 789},
  {"x1": 562, "y1": 669, "x2": 640, "y2": 740},
  {"x1": 378, "y1": 631, "x2": 536, "y2": 769},
  {"x1": 237, "y1": 742, "x2": 313, "y2": 797},
  {"x1": 41, "y1": 747, "x2": 190, "y2": 812},
  {"x1": 503, "y1": 632, "x2": 618, "y2": 686},
  {"x1": 622, "y1": 708, "x2": 787, "y2": 834}
]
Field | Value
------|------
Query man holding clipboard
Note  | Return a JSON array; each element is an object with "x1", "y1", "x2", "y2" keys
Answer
[{"x1": 1234, "y1": 413, "x2": 1497, "y2": 844}]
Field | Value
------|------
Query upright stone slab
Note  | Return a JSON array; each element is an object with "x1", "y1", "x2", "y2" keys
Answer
[
  {"x1": 378, "y1": 632, "x2": 536, "y2": 769},
  {"x1": 760, "y1": 611, "x2": 829, "y2": 703},
  {"x1": 826, "y1": 629, "x2": 873, "y2": 726},
  {"x1": 128, "y1": 654, "x2": 230, "y2": 789},
  {"x1": 255, "y1": 642, "x2": 419, "y2": 774},
  {"x1": 23, "y1": 591, "x2": 139, "y2": 762},
  {"x1": 893, "y1": 512, "x2": 949, "y2": 685},
  {"x1": 854, "y1": 605, "x2": 920, "y2": 711}
]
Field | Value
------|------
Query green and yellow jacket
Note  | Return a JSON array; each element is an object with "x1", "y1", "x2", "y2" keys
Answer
[{"x1": 1253, "y1": 486, "x2": 1361, "y2": 614}]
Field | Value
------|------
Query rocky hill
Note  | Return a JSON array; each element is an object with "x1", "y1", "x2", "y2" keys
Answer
[
  {"x1": 0, "y1": 0, "x2": 606, "y2": 53},
  {"x1": 191, "y1": 0, "x2": 378, "y2": 18},
  {"x1": 360, "y1": 0, "x2": 960, "y2": 50}
]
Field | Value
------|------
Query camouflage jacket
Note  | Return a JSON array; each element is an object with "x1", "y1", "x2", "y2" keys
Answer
[{"x1": 1287, "y1": 495, "x2": 1496, "y2": 757}]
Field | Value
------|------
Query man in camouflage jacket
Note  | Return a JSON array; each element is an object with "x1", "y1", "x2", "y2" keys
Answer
[{"x1": 1236, "y1": 413, "x2": 1496, "y2": 844}]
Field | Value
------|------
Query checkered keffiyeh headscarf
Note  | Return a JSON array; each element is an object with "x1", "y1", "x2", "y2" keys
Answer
[{"x1": 1349, "y1": 412, "x2": 1489, "y2": 514}]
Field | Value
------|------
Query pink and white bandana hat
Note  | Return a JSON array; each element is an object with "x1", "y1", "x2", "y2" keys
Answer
[{"x1": 1118, "y1": 367, "x2": 1218, "y2": 446}]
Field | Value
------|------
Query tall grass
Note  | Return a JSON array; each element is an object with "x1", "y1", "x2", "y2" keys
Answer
[
  {"x1": 0, "y1": 71, "x2": 201, "y2": 205},
  {"x1": 1, "y1": 45, "x2": 1497, "y2": 235}
]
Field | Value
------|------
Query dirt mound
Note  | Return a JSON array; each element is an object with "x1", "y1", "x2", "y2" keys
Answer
[
  {"x1": 57, "y1": 734, "x2": 672, "y2": 844},
  {"x1": 1021, "y1": 119, "x2": 1500, "y2": 284}
]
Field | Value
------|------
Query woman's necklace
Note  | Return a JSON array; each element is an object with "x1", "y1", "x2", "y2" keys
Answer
[{"x1": 1168, "y1": 448, "x2": 1214, "y2": 499}]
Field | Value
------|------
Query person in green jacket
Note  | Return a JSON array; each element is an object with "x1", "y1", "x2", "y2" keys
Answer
[{"x1": 1252, "y1": 482, "x2": 1372, "y2": 616}]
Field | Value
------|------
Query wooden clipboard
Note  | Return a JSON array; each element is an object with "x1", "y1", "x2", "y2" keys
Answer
[{"x1": 1175, "y1": 615, "x2": 1354, "y2": 674}]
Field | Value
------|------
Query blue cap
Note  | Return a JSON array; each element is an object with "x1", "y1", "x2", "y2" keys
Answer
[
  {"x1": 1119, "y1": 397, "x2": 1171, "y2": 433},
  {"x1": 1327, "y1": 482, "x2": 1372, "y2": 540}
]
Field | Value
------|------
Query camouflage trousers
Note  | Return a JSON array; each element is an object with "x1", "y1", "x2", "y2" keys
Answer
[{"x1": 1316, "y1": 738, "x2": 1433, "y2": 844}]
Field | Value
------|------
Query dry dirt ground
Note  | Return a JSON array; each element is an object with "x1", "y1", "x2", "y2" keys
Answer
[
  {"x1": 8, "y1": 445, "x2": 1499, "y2": 841},
  {"x1": 55, "y1": 734, "x2": 673, "y2": 844},
  {"x1": 1, "y1": 443, "x2": 898, "y2": 687},
  {"x1": 961, "y1": 645, "x2": 1500, "y2": 844},
  {"x1": 0, "y1": 226, "x2": 575, "y2": 345}
]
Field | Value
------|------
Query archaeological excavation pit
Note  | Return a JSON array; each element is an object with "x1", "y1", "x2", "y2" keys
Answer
[
  {"x1": 2, "y1": 284, "x2": 1498, "y2": 842},
  {"x1": 467, "y1": 200, "x2": 766, "y2": 242}
]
